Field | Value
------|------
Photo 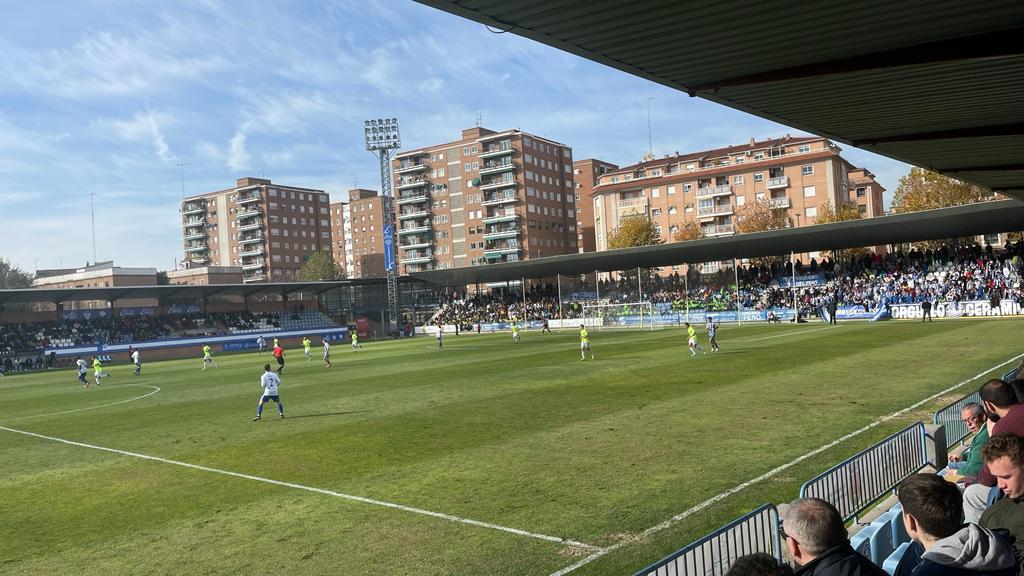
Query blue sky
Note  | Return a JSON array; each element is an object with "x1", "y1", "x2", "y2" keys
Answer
[{"x1": 0, "y1": 0, "x2": 910, "y2": 274}]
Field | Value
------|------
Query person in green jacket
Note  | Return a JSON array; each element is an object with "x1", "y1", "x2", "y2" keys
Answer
[{"x1": 951, "y1": 402, "x2": 989, "y2": 481}]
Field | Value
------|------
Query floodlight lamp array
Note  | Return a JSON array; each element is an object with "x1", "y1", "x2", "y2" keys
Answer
[{"x1": 364, "y1": 118, "x2": 401, "y2": 150}]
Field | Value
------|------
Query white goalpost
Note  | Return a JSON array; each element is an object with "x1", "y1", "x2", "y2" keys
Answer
[{"x1": 581, "y1": 302, "x2": 657, "y2": 330}]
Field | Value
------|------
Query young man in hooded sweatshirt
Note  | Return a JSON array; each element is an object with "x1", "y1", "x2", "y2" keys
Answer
[{"x1": 898, "y1": 473, "x2": 1016, "y2": 576}]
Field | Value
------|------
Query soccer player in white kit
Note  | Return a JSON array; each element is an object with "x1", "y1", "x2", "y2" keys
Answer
[
  {"x1": 322, "y1": 338, "x2": 331, "y2": 368},
  {"x1": 76, "y1": 356, "x2": 89, "y2": 387},
  {"x1": 131, "y1": 348, "x2": 142, "y2": 375},
  {"x1": 253, "y1": 364, "x2": 284, "y2": 421},
  {"x1": 256, "y1": 335, "x2": 266, "y2": 355}
]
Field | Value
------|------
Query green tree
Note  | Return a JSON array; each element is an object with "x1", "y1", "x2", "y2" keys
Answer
[
  {"x1": 0, "y1": 259, "x2": 33, "y2": 289},
  {"x1": 672, "y1": 221, "x2": 705, "y2": 242},
  {"x1": 734, "y1": 199, "x2": 791, "y2": 235},
  {"x1": 297, "y1": 251, "x2": 344, "y2": 281},
  {"x1": 891, "y1": 168, "x2": 994, "y2": 214},
  {"x1": 607, "y1": 214, "x2": 662, "y2": 249}
]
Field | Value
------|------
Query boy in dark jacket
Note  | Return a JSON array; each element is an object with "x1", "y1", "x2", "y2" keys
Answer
[{"x1": 898, "y1": 473, "x2": 1016, "y2": 576}]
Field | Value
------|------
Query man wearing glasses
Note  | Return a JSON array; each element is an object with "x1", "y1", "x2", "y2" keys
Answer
[
  {"x1": 782, "y1": 498, "x2": 887, "y2": 575},
  {"x1": 950, "y1": 403, "x2": 990, "y2": 484}
]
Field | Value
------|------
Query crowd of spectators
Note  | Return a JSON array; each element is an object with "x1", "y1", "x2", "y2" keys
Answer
[
  {"x1": 427, "y1": 240, "x2": 1023, "y2": 326},
  {"x1": 0, "y1": 316, "x2": 174, "y2": 352}
]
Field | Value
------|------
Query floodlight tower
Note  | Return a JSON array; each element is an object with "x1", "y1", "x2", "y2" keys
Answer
[{"x1": 364, "y1": 118, "x2": 401, "y2": 333}]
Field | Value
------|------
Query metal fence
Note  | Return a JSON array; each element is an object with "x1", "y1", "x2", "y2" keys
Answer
[
  {"x1": 800, "y1": 422, "x2": 928, "y2": 523},
  {"x1": 635, "y1": 504, "x2": 782, "y2": 576},
  {"x1": 933, "y1": 391, "x2": 983, "y2": 448}
]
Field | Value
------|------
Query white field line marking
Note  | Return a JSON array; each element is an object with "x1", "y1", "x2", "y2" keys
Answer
[
  {"x1": 0, "y1": 426, "x2": 599, "y2": 552},
  {"x1": 743, "y1": 326, "x2": 834, "y2": 342},
  {"x1": 3, "y1": 385, "x2": 162, "y2": 422},
  {"x1": 548, "y1": 351, "x2": 1024, "y2": 576}
]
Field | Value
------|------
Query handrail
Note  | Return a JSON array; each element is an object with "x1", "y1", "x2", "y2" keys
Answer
[
  {"x1": 933, "y1": 391, "x2": 982, "y2": 447},
  {"x1": 634, "y1": 504, "x2": 782, "y2": 576},
  {"x1": 800, "y1": 422, "x2": 928, "y2": 522}
]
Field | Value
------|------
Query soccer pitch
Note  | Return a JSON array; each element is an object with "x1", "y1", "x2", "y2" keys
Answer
[{"x1": 2, "y1": 319, "x2": 1022, "y2": 575}]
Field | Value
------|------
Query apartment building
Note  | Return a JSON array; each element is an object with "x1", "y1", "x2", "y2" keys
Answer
[
  {"x1": 572, "y1": 158, "x2": 619, "y2": 253},
  {"x1": 591, "y1": 135, "x2": 885, "y2": 252},
  {"x1": 392, "y1": 127, "x2": 578, "y2": 274},
  {"x1": 181, "y1": 177, "x2": 332, "y2": 283},
  {"x1": 331, "y1": 189, "x2": 388, "y2": 279}
]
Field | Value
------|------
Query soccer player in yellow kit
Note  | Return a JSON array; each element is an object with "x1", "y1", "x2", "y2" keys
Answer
[
  {"x1": 512, "y1": 321, "x2": 521, "y2": 344},
  {"x1": 302, "y1": 337, "x2": 312, "y2": 363},
  {"x1": 684, "y1": 322, "x2": 706, "y2": 357},
  {"x1": 579, "y1": 324, "x2": 594, "y2": 360},
  {"x1": 202, "y1": 344, "x2": 218, "y2": 370}
]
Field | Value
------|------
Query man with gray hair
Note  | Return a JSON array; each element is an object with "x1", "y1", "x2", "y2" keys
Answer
[
  {"x1": 782, "y1": 497, "x2": 887, "y2": 575},
  {"x1": 950, "y1": 402, "x2": 990, "y2": 483}
]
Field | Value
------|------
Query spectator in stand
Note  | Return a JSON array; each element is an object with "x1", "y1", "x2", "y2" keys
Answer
[
  {"x1": 951, "y1": 403, "x2": 990, "y2": 484},
  {"x1": 980, "y1": 432, "x2": 1024, "y2": 570},
  {"x1": 898, "y1": 473, "x2": 1016, "y2": 576},
  {"x1": 725, "y1": 553, "x2": 794, "y2": 576},
  {"x1": 964, "y1": 380, "x2": 1024, "y2": 523},
  {"x1": 782, "y1": 497, "x2": 887, "y2": 576}
]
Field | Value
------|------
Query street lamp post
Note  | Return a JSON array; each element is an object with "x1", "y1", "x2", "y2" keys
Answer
[{"x1": 364, "y1": 118, "x2": 401, "y2": 334}]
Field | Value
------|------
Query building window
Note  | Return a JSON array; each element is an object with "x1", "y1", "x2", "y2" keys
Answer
[
  {"x1": 651, "y1": 188, "x2": 660, "y2": 198},
  {"x1": 856, "y1": 187, "x2": 866, "y2": 197},
  {"x1": 798, "y1": 145, "x2": 811, "y2": 153},
  {"x1": 733, "y1": 175, "x2": 744, "y2": 185},
  {"x1": 736, "y1": 195, "x2": 746, "y2": 206},
  {"x1": 805, "y1": 206, "x2": 818, "y2": 218},
  {"x1": 753, "y1": 173, "x2": 764, "y2": 182},
  {"x1": 667, "y1": 186, "x2": 676, "y2": 195},
  {"x1": 683, "y1": 183, "x2": 692, "y2": 193},
  {"x1": 801, "y1": 165, "x2": 813, "y2": 175},
  {"x1": 803, "y1": 186, "x2": 816, "y2": 197},
  {"x1": 858, "y1": 204, "x2": 867, "y2": 213}
]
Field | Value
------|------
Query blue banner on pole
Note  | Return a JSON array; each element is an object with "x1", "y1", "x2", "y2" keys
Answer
[{"x1": 383, "y1": 224, "x2": 396, "y2": 272}]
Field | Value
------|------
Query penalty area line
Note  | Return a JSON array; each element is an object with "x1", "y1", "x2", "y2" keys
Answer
[
  {"x1": 1, "y1": 385, "x2": 162, "y2": 423},
  {"x1": 0, "y1": 425, "x2": 599, "y2": 552},
  {"x1": 548, "y1": 351, "x2": 1024, "y2": 576}
]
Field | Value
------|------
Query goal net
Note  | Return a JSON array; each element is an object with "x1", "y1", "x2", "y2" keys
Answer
[{"x1": 582, "y1": 302, "x2": 657, "y2": 330}]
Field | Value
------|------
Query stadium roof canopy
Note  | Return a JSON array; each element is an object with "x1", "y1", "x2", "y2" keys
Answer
[
  {"x1": 0, "y1": 278, "x2": 390, "y2": 307},
  {"x1": 415, "y1": 0, "x2": 1024, "y2": 197},
  {"x1": 409, "y1": 200, "x2": 1024, "y2": 286}
]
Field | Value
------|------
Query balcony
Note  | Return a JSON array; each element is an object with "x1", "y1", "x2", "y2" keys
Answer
[
  {"x1": 238, "y1": 233, "x2": 263, "y2": 245},
  {"x1": 696, "y1": 184, "x2": 733, "y2": 198},
  {"x1": 769, "y1": 197, "x2": 791, "y2": 209},
  {"x1": 396, "y1": 193, "x2": 430, "y2": 206},
  {"x1": 482, "y1": 192, "x2": 518, "y2": 206},
  {"x1": 402, "y1": 251, "x2": 433, "y2": 264},
  {"x1": 237, "y1": 192, "x2": 261, "y2": 205},
  {"x1": 617, "y1": 198, "x2": 648, "y2": 217},
  {"x1": 241, "y1": 260, "x2": 266, "y2": 271},
  {"x1": 398, "y1": 223, "x2": 432, "y2": 235},
  {"x1": 478, "y1": 142, "x2": 514, "y2": 159},
  {"x1": 483, "y1": 227, "x2": 520, "y2": 241},
  {"x1": 238, "y1": 221, "x2": 263, "y2": 232},
  {"x1": 239, "y1": 246, "x2": 264, "y2": 258},
  {"x1": 236, "y1": 208, "x2": 262, "y2": 220},
  {"x1": 479, "y1": 178, "x2": 516, "y2": 191},
  {"x1": 401, "y1": 238, "x2": 431, "y2": 249},
  {"x1": 184, "y1": 230, "x2": 206, "y2": 241},
  {"x1": 395, "y1": 162, "x2": 428, "y2": 174},
  {"x1": 183, "y1": 218, "x2": 205, "y2": 227},
  {"x1": 404, "y1": 263, "x2": 433, "y2": 273},
  {"x1": 702, "y1": 224, "x2": 735, "y2": 237},
  {"x1": 484, "y1": 246, "x2": 521, "y2": 259},
  {"x1": 479, "y1": 160, "x2": 517, "y2": 176},
  {"x1": 698, "y1": 204, "x2": 734, "y2": 218},
  {"x1": 482, "y1": 213, "x2": 518, "y2": 225},
  {"x1": 185, "y1": 244, "x2": 207, "y2": 253},
  {"x1": 766, "y1": 176, "x2": 789, "y2": 189},
  {"x1": 396, "y1": 178, "x2": 429, "y2": 191},
  {"x1": 182, "y1": 204, "x2": 205, "y2": 215},
  {"x1": 188, "y1": 256, "x2": 208, "y2": 265},
  {"x1": 398, "y1": 208, "x2": 430, "y2": 220},
  {"x1": 243, "y1": 273, "x2": 266, "y2": 283}
]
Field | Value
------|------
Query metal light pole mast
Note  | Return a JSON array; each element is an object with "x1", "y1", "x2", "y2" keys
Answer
[{"x1": 364, "y1": 118, "x2": 401, "y2": 333}]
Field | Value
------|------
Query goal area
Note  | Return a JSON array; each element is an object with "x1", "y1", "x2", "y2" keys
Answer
[{"x1": 581, "y1": 302, "x2": 657, "y2": 330}]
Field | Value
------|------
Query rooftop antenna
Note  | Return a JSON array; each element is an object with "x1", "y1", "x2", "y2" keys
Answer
[
  {"x1": 177, "y1": 162, "x2": 187, "y2": 208},
  {"x1": 474, "y1": 102, "x2": 482, "y2": 127},
  {"x1": 258, "y1": 163, "x2": 265, "y2": 178}
]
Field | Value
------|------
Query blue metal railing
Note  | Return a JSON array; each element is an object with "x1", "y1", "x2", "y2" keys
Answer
[
  {"x1": 933, "y1": 391, "x2": 982, "y2": 448},
  {"x1": 634, "y1": 504, "x2": 782, "y2": 576},
  {"x1": 800, "y1": 422, "x2": 928, "y2": 523}
]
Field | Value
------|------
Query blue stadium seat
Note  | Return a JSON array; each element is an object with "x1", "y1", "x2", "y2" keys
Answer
[
  {"x1": 868, "y1": 515, "x2": 895, "y2": 564},
  {"x1": 850, "y1": 523, "x2": 878, "y2": 559},
  {"x1": 889, "y1": 503, "x2": 909, "y2": 546},
  {"x1": 883, "y1": 542, "x2": 910, "y2": 575}
]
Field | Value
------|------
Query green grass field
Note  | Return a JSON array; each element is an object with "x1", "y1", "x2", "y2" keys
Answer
[{"x1": 2, "y1": 318, "x2": 1022, "y2": 575}]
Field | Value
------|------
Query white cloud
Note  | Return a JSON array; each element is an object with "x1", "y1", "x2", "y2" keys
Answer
[
  {"x1": 102, "y1": 110, "x2": 173, "y2": 161},
  {"x1": 228, "y1": 130, "x2": 251, "y2": 171}
]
